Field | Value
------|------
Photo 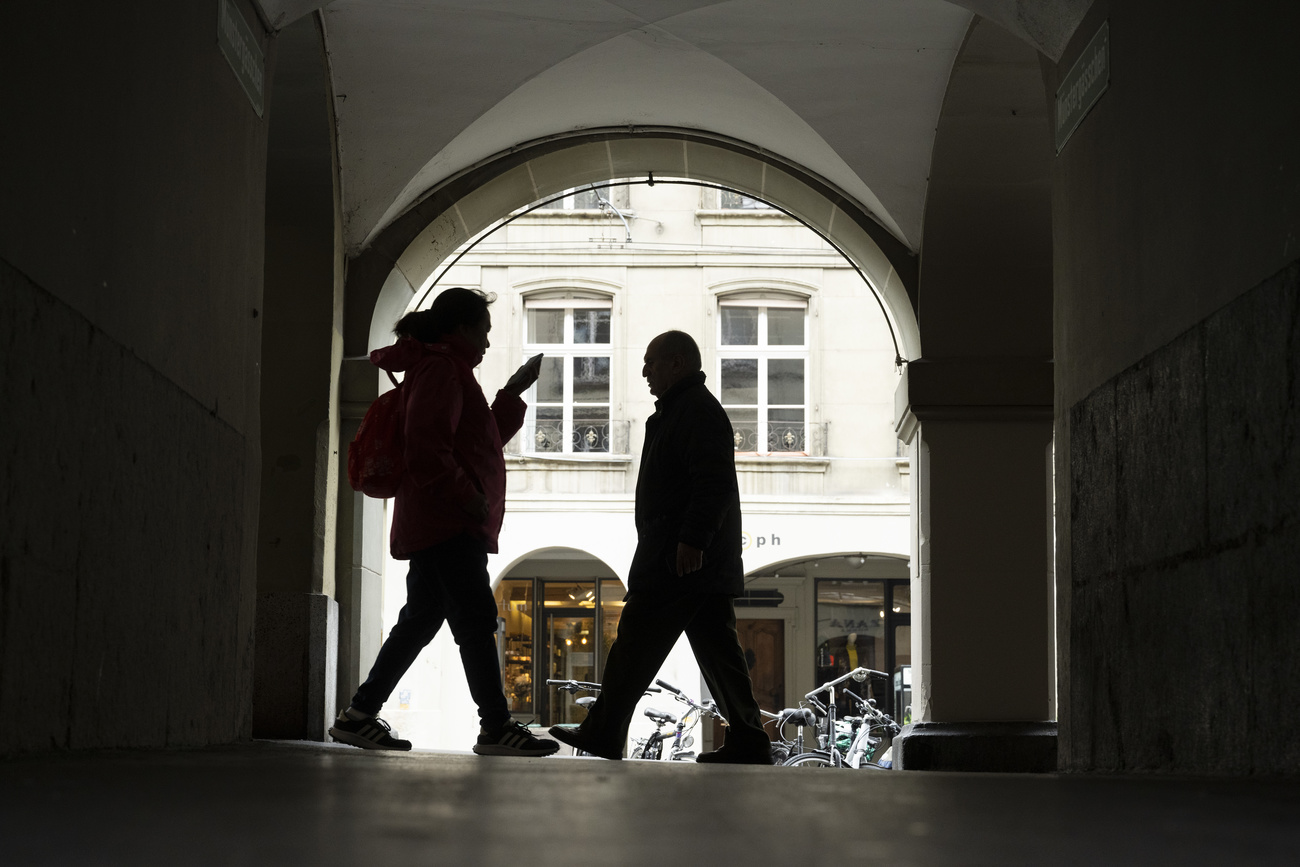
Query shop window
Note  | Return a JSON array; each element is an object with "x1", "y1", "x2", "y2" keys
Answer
[
  {"x1": 523, "y1": 298, "x2": 613, "y2": 454},
  {"x1": 599, "y1": 578, "x2": 623, "y2": 672},
  {"x1": 717, "y1": 298, "x2": 809, "y2": 453},
  {"x1": 814, "y1": 578, "x2": 910, "y2": 716},
  {"x1": 495, "y1": 574, "x2": 624, "y2": 726},
  {"x1": 496, "y1": 579, "x2": 534, "y2": 716}
]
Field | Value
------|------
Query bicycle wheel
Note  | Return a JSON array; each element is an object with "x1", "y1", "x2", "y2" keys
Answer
[{"x1": 783, "y1": 751, "x2": 834, "y2": 768}]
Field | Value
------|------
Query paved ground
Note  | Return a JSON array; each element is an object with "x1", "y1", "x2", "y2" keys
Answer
[{"x1": 2, "y1": 740, "x2": 1298, "y2": 866}]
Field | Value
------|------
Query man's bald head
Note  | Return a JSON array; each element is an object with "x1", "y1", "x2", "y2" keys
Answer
[
  {"x1": 643, "y1": 330, "x2": 702, "y2": 397},
  {"x1": 650, "y1": 330, "x2": 702, "y2": 371}
]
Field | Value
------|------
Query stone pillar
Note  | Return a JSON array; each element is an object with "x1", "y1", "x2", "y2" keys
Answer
[
  {"x1": 334, "y1": 360, "x2": 388, "y2": 713},
  {"x1": 253, "y1": 593, "x2": 338, "y2": 739},
  {"x1": 893, "y1": 358, "x2": 1057, "y2": 771},
  {"x1": 252, "y1": 14, "x2": 341, "y2": 742}
]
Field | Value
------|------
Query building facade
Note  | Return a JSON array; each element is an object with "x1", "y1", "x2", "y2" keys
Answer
[{"x1": 378, "y1": 182, "x2": 913, "y2": 752}]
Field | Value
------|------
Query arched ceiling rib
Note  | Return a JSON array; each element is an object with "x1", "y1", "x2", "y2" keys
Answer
[
  {"x1": 255, "y1": 1, "x2": 1091, "y2": 255},
  {"x1": 257, "y1": 0, "x2": 1090, "y2": 58},
  {"x1": 368, "y1": 25, "x2": 918, "y2": 251}
]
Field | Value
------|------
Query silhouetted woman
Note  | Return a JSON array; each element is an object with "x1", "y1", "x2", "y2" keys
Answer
[{"x1": 329, "y1": 287, "x2": 555, "y2": 756}]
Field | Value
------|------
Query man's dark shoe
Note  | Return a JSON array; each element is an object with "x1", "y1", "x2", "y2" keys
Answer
[
  {"x1": 473, "y1": 719, "x2": 560, "y2": 756},
  {"x1": 329, "y1": 711, "x2": 412, "y2": 751},
  {"x1": 548, "y1": 725, "x2": 623, "y2": 760},
  {"x1": 696, "y1": 742, "x2": 774, "y2": 765}
]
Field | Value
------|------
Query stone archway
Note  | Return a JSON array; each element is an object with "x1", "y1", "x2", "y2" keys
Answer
[
  {"x1": 333, "y1": 133, "x2": 927, "y2": 724},
  {"x1": 342, "y1": 130, "x2": 921, "y2": 362}
]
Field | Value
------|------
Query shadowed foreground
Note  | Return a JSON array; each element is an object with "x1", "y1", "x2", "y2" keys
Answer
[{"x1": 2, "y1": 741, "x2": 1298, "y2": 865}]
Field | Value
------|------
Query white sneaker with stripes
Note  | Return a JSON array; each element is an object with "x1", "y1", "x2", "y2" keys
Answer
[{"x1": 473, "y1": 720, "x2": 560, "y2": 757}]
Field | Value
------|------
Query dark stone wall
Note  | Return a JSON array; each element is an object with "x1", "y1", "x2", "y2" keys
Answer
[
  {"x1": 0, "y1": 0, "x2": 270, "y2": 753},
  {"x1": 1052, "y1": 0, "x2": 1300, "y2": 775},
  {"x1": 1067, "y1": 261, "x2": 1300, "y2": 773},
  {"x1": 0, "y1": 262, "x2": 252, "y2": 750}
]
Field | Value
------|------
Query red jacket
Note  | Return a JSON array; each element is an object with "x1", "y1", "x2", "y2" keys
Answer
[{"x1": 370, "y1": 336, "x2": 525, "y2": 558}]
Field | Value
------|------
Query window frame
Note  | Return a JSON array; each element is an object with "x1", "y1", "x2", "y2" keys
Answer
[
  {"x1": 522, "y1": 294, "x2": 614, "y2": 455},
  {"x1": 715, "y1": 296, "x2": 810, "y2": 455}
]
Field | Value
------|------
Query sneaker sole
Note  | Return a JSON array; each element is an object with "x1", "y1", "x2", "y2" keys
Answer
[
  {"x1": 472, "y1": 743, "x2": 560, "y2": 757},
  {"x1": 329, "y1": 726, "x2": 411, "y2": 751}
]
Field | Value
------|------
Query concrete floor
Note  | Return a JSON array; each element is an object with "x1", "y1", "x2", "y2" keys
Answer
[{"x1": 3, "y1": 741, "x2": 1298, "y2": 866}]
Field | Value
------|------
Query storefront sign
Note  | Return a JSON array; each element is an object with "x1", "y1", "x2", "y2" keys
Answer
[
  {"x1": 741, "y1": 531, "x2": 783, "y2": 551},
  {"x1": 218, "y1": 0, "x2": 265, "y2": 117},
  {"x1": 1055, "y1": 20, "x2": 1109, "y2": 153}
]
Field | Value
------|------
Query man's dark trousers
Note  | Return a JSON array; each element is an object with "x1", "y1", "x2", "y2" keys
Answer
[
  {"x1": 578, "y1": 590, "x2": 769, "y2": 754},
  {"x1": 351, "y1": 533, "x2": 511, "y2": 729}
]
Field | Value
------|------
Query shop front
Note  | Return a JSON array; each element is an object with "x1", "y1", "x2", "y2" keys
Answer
[{"x1": 495, "y1": 570, "x2": 625, "y2": 726}]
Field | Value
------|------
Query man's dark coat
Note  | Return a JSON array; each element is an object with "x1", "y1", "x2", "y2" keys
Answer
[{"x1": 627, "y1": 371, "x2": 743, "y2": 597}]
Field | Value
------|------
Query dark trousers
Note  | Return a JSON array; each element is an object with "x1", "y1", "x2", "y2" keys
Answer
[
  {"x1": 350, "y1": 533, "x2": 510, "y2": 730},
  {"x1": 578, "y1": 591, "x2": 768, "y2": 753}
]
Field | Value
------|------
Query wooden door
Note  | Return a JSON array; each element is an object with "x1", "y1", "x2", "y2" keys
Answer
[{"x1": 712, "y1": 618, "x2": 785, "y2": 746}]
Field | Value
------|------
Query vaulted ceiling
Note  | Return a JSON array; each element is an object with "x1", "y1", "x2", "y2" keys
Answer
[{"x1": 254, "y1": 1, "x2": 1090, "y2": 255}]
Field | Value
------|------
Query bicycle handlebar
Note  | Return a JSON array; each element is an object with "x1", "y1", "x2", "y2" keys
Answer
[
  {"x1": 804, "y1": 667, "x2": 889, "y2": 701},
  {"x1": 654, "y1": 678, "x2": 683, "y2": 695},
  {"x1": 546, "y1": 679, "x2": 662, "y2": 694},
  {"x1": 842, "y1": 688, "x2": 876, "y2": 710},
  {"x1": 650, "y1": 679, "x2": 728, "y2": 723},
  {"x1": 546, "y1": 679, "x2": 603, "y2": 693}
]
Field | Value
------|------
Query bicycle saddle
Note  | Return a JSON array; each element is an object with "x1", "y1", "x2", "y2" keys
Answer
[
  {"x1": 779, "y1": 708, "x2": 818, "y2": 727},
  {"x1": 576, "y1": 696, "x2": 597, "y2": 708},
  {"x1": 644, "y1": 708, "x2": 677, "y2": 724}
]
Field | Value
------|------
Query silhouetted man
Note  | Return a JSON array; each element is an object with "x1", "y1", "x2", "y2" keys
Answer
[{"x1": 549, "y1": 330, "x2": 771, "y2": 763}]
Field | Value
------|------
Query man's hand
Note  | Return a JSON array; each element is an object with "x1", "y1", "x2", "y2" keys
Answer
[
  {"x1": 504, "y1": 354, "x2": 544, "y2": 396},
  {"x1": 676, "y1": 543, "x2": 704, "y2": 577},
  {"x1": 463, "y1": 490, "x2": 490, "y2": 522}
]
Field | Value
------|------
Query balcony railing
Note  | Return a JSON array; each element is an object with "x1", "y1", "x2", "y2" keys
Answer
[
  {"x1": 731, "y1": 421, "x2": 827, "y2": 457},
  {"x1": 508, "y1": 419, "x2": 631, "y2": 456}
]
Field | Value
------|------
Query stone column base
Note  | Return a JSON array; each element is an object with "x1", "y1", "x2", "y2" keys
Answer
[
  {"x1": 893, "y1": 721, "x2": 1058, "y2": 772},
  {"x1": 253, "y1": 592, "x2": 338, "y2": 740}
]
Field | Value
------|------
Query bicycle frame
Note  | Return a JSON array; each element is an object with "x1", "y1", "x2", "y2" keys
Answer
[
  {"x1": 654, "y1": 678, "x2": 726, "y2": 760},
  {"x1": 548, "y1": 679, "x2": 666, "y2": 758},
  {"x1": 797, "y1": 667, "x2": 889, "y2": 769}
]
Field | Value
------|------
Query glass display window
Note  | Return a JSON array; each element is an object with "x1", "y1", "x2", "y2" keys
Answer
[
  {"x1": 495, "y1": 579, "x2": 534, "y2": 715},
  {"x1": 814, "y1": 577, "x2": 910, "y2": 717},
  {"x1": 815, "y1": 580, "x2": 886, "y2": 682},
  {"x1": 496, "y1": 573, "x2": 625, "y2": 726},
  {"x1": 599, "y1": 579, "x2": 624, "y2": 671}
]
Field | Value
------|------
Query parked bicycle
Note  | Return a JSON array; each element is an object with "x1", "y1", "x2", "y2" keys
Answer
[
  {"x1": 781, "y1": 667, "x2": 899, "y2": 769},
  {"x1": 629, "y1": 678, "x2": 727, "y2": 761},
  {"x1": 761, "y1": 705, "x2": 820, "y2": 766},
  {"x1": 628, "y1": 706, "x2": 677, "y2": 760},
  {"x1": 546, "y1": 678, "x2": 662, "y2": 757}
]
